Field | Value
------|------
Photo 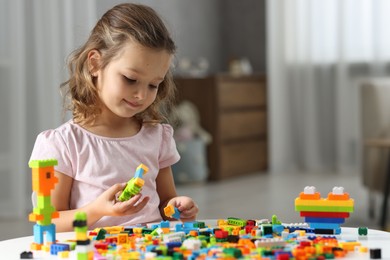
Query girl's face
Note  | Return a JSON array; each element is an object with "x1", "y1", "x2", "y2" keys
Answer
[{"x1": 91, "y1": 41, "x2": 172, "y2": 120}]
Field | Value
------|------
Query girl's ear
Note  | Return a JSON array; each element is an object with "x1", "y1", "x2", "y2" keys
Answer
[{"x1": 88, "y1": 49, "x2": 101, "y2": 77}]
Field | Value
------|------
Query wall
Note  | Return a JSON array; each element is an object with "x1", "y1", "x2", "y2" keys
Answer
[
  {"x1": 220, "y1": 0, "x2": 267, "y2": 73},
  {"x1": 96, "y1": 0, "x2": 266, "y2": 74}
]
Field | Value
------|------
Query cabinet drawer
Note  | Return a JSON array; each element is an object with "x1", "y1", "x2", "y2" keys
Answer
[
  {"x1": 217, "y1": 79, "x2": 266, "y2": 109},
  {"x1": 220, "y1": 110, "x2": 267, "y2": 140},
  {"x1": 219, "y1": 140, "x2": 267, "y2": 178}
]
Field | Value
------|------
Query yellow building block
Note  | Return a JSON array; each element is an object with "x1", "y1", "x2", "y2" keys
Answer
[
  {"x1": 295, "y1": 198, "x2": 354, "y2": 207},
  {"x1": 339, "y1": 241, "x2": 361, "y2": 251},
  {"x1": 117, "y1": 233, "x2": 128, "y2": 244},
  {"x1": 58, "y1": 251, "x2": 69, "y2": 258}
]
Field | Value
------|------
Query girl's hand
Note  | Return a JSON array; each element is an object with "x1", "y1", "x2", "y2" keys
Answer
[
  {"x1": 167, "y1": 196, "x2": 198, "y2": 222},
  {"x1": 92, "y1": 183, "x2": 150, "y2": 217}
]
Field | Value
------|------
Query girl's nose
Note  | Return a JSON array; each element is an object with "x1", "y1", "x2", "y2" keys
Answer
[{"x1": 133, "y1": 86, "x2": 147, "y2": 100}]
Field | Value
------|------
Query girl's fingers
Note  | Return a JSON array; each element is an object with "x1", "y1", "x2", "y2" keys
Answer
[
  {"x1": 107, "y1": 183, "x2": 127, "y2": 198},
  {"x1": 120, "y1": 196, "x2": 150, "y2": 215}
]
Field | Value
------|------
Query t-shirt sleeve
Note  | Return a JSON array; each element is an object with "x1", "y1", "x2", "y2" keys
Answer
[
  {"x1": 159, "y1": 124, "x2": 180, "y2": 169},
  {"x1": 29, "y1": 130, "x2": 74, "y2": 177}
]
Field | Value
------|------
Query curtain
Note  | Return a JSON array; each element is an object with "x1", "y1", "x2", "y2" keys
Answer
[
  {"x1": 267, "y1": 0, "x2": 390, "y2": 174},
  {"x1": 0, "y1": 0, "x2": 96, "y2": 217}
]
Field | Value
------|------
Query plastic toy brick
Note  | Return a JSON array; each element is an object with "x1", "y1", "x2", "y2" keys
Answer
[
  {"x1": 295, "y1": 186, "x2": 355, "y2": 235},
  {"x1": 327, "y1": 186, "x2": 351, "y2": 200},
  {"x1": 295, "y1": 198, "x2": 354, "y2": 207},
  {"x1": 31, "y1": 167, "x2": 59, "y2": 196},
  {"x1": 57, "y1": 251, "x2": 69, "y2": 258},
  {"x1": 164, "y1": 204, "x2": 181, "y2": 219},
  {"x1": 254, "y1": 238, "x2": 286, "y2": 247},
  {"x1": 327, "y1": 192, "x2": 350, "y2": 200},
  {"x1": 29, "y1": 159, "x2": 58, "y2": 168},
  {"x1": 117, "y1": 233, "x2": 128, "y2": 244},
  {"x1": 314, "y1": 228, "x2": 340, "y2": 235},
  {"x1": 339, "y1": 241, "x2": 362, "y2": 251},
  {"x1": 299, "y1": 186, "x2": 321, "y2": 200},
  {"x1": 29, "y1": 159, "x2": 59, "y2": 248},
  {"x1": 227, "y1": 217, "x2": 247, "y2": 227},
  {"x1": 271, "y1": 215, "x2": 282, "y2": 225},
  {"x1": 20, "y1": 251, "x2": 33, "y2": 259},
  {"x1": 33, "y1": 224, "x2": 56, "y2": 245},
  {"x1": 304, "y1": 217, "x2": 346, "y2": 224},
  {"x1": 50, "y1": 243, "x2": 70, "y2": 255},
  {"x1": 96, "y1": 228, "x2": 107, "y2": 240},
  {"x1": 261, "y1": 224, "x2": 273, "y2": 235},
  {"x1": 300, "y1": 211, "x2": 350, "y2": 218},
  {"x1": 159, "y1": 220, "x2": 170, "y2": 228},
  {"x1": 73, "y1": 212, "x2": 93, "y2": 259},
  {"x1": 358, "y1": 227, "x2": 368, "y2": 236},
  {"x1": 118, "y1": 177, "x2": 144, "y2": 202},
  {"x1": 295, "y1": 204, "x2": 354, "y2": 212},
  {"x1": 134, "y1": 163, "x2": 149, "y2": 178},
  {"x1": 309, "y1": 222, "x2": 342, "y2": 229},
  {"x1": 118, "y1": 163, "x2": 149, "y2": 202},
  {"x1": 370, "y1": 248, "x2": 382, "y2": 259}
]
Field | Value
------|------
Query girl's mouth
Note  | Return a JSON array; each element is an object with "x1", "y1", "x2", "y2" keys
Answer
[{"x1": 124, "y1": 99, "x2": 142, "y2": 108}]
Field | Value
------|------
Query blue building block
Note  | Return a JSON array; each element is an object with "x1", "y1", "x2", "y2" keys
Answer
[
  {"x1": 33, "y1": 224, "x2": 56, "y2": 244},
  {"x1": 305, "y1": 217, "x2": 345, "y2": 224},
  {"x1": 309, "y1": 222, "x2": 341, "y2": 229},
  {"x1": 272, "y1": 224, "x2": 284, "y2": 234},
  {"x1": 50, "y1": 243, "x2": 70, "y2": 255},
  {"x1": 160, "y1": 220, "x2": 171, "y2": 228},
  {"x1": 134, "y1": 165, "x2": 148, "y2": 178}
]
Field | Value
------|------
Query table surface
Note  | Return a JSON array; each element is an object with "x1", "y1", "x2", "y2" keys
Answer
[{"x1": 0, "y1": 223, "x2": 389, "y2": 259}]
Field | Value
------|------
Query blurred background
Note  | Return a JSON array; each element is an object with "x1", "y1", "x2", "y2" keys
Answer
[{"x1": 1, "y1": 0, "x2": 390, "y2": 239}]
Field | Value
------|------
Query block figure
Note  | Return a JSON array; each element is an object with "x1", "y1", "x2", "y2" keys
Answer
[
  {"x1": 118, "y1": 164, "x2": 149, "y2": 202},
  {"x1": 73, "y1": 211, "x2": 93, "y2": 260},
  {"x1": 28, "y1": 159, "x2": 59, "y2": 250},
  {"x1": 295, "y1": 186, "x2": 354, "y2": 234}
]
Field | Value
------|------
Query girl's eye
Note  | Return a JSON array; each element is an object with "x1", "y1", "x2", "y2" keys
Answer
[
  {"x1": 149, "y1": 84, "x2": 159, "y2": 89},
  {"x1": 124, "y1": 76, "x2": 136, "y2": 84}
]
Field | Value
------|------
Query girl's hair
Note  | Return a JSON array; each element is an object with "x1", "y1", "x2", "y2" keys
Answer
[{"x1": 61, "y1": 3, "x2": 177, "y2": 125}]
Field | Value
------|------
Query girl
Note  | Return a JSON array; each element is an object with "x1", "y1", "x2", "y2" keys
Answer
[{"x1": 30, "y1": 3, "x2": 198, "y2": 232}]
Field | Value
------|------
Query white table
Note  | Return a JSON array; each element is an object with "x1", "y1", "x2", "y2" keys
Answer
[{"x1": 0, "y1": 226, "x2": 389, "y2": 259}]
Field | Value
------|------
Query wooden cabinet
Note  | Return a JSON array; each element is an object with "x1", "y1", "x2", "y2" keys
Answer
[{"x1": 174, "y1": 74, "x2": 268, "y2": 180}]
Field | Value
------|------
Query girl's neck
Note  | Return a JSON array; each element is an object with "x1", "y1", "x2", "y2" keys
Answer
[{"x1": 81, "y1": 116, "x2": 141, "y2": 138}]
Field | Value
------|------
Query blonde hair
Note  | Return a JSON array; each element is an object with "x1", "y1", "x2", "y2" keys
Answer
[{"x1": 61, "y1": 3, "x2": 177, "y2": 125}]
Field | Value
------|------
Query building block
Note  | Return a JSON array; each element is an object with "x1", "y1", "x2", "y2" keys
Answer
[
  {"x1": 295, "y1": 186, "x2": 354, "y2": 233},
  {"x1": 304, "y1": 217, "x2": 345, "y2": 224},
  {"x1": 20, "y1": 251, "x2": 33, "y2": 259},
  {"x1": 134, "y1": 164, "x2": 149, "y2": 178},
  {"x1": 358, "y1": 227, "x2": 368, "y2": 236},
  {"x1": 33, "y1": 224, "x2": 56, "y2": 245},
  {"x1": 73, "y1": 211, "x2": 93, "y2": 259},
  {"x1": 164, "y1": 205, "x2": 181, "y2": 219},
  {"x1": 29, "y1": 159, "x2": 59, "y2": 248},
  {"x1": 50, "y1": 243, "x2": 70, "y2": 255},
  {"x1": 370, "y1": 248, "x2": 382, "y2": 259},
  {"x1": 300, "y1": 211, "x2": 350, "y2": 218},
  {"x1": 298, "y1": 186, "x2": 321, "y2": 200},
  {"x1": 118, "y1": 163, "x2": 149, "y2": 202},
  {"x1": 295, "y1": 205, "x2": 354, "y2": 212},
  {"x1": 295, "y1": 198, "x2": 354, "y2": 207},
  {"x1": 227, "y1": 217, "x2": 247, "y2": 227}
]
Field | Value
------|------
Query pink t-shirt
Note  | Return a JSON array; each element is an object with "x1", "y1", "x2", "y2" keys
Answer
[{"x1": 30, "y1": 120, "x2": 180, "y2": 228}]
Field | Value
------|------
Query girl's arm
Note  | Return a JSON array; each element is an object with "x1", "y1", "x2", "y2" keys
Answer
[
  {"x1": 51, "y1": 171, "x2": 103, "y2": 232},
  {"x1": 156, "y1": 167, "x2": 198, "y2": 221},
  {"x1": 51, "y1": 171, "x2": 150, "y2": 232}
]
